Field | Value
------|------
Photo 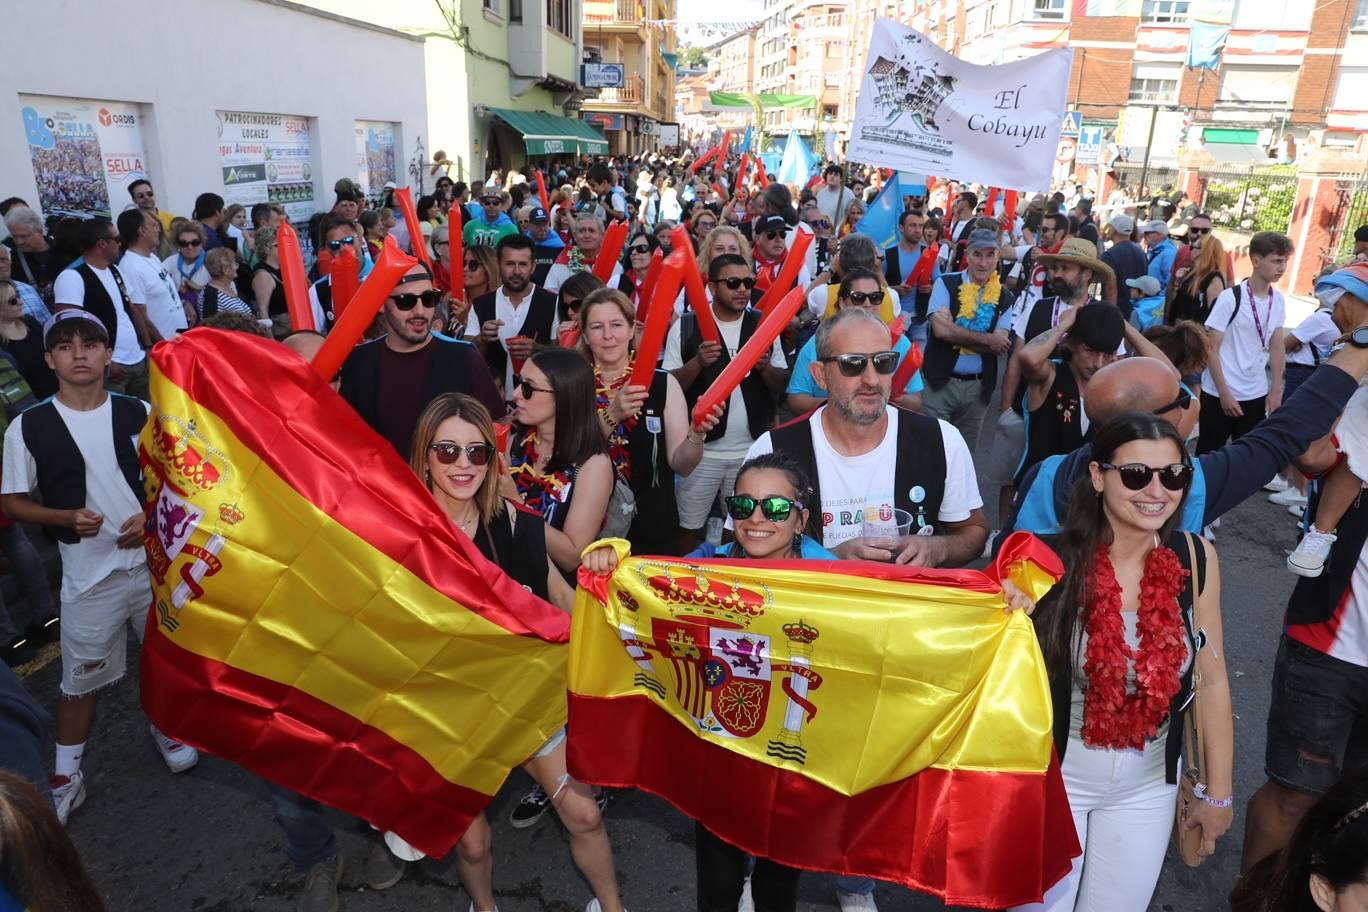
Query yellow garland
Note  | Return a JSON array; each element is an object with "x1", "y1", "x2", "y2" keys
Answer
[{"x1": 956, "y1": 273, "x2": 1003, "y2": 354}]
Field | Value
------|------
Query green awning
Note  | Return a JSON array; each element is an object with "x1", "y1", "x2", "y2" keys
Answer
[
  {"x1": 709, "y1": 92, "x2": 817, "y2": 110},
  {"x1": 1203, "y1": 127, "x2": 1259, "y2": 145},
  {"x1": 489, "y1": 108, "x2": 608, "y2": 155}
]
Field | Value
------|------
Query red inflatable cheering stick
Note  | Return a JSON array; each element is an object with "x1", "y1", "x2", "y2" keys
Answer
[
  {"x1": 890, "y1": 342, "x2": 924, "y2": 401},
  {"x1": 393, "y1": 187, "x2": 434, "y2": 273},
  {"x1": 276, "y1": 220, "x2": 315, "y2": 333},
  {"x1": 310, "y1": 237, "x2": 419, "y2": 383},
  {"x1": 690, "y1": 285, "x2": 806, "y2": 429},
  {"x1": 669, "y1": 226, "x2": 719, "y2": 344},
  {"x1": 593, "y1": 221, "x2": 629, "y2": 282},
  {"x1": 329, "y1": 246, "x2": 360, "y2": 320},
  {"x1": 627, "y1": 254, "x2": 686, "y2": 390},
  {"x1": 753, "y1": 229, "x2": 814, "y2": 316}
]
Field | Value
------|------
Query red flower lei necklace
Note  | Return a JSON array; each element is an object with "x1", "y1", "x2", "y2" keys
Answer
[{"x1": 1082, "y1": 543, "x2": 1189, "y2": 750}]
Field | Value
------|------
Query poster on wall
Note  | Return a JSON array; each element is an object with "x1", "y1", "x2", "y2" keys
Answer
[
  {"x1": 19, "y1": 94, "x2": 150, "y2": 219},
  {"x1": 216, "y1": 111, "x2": 315, "y2": 225},
  {"x1": 354, "y1": 121, "x2": 398, "y2": 201}
]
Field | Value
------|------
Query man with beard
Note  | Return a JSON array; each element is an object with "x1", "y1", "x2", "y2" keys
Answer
[
  {"x1": 750, "y1": 306, "x2": 988, "y2": 565},
  {"x1": 544, "y1": 212, "x2": 622, "y2": 293},
  {"x1": 339, "y1": 263, "x2": 504, "y2": 455},
  {"x1": 468, "y1": 233, "x2": 558, "y2": 397}
]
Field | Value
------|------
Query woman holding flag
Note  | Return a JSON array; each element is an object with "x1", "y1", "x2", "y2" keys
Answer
[{"x1": 405, "y1": 392, "x2": 630, "y2": 912}]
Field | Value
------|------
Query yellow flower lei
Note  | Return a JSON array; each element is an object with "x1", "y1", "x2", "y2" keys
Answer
[{"x1": 955, "y1": 272, "x2": 1002, "y2": 353}]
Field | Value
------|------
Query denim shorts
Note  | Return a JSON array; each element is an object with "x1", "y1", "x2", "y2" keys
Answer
[{"x1": 1265, "y1": 635, "x2": 1368, "y2": 795}]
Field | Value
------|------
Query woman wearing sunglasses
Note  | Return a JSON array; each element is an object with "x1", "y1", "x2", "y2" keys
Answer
[
  {"x1": 447, "y1": 245, "x2": 499, "y2": 338},
  {"x1": 578, "y1": 288, "x2": 722, "y2": 555},
  {"x1": 389, "y1": 392, "x2": 628, "y2": 912},
  {"x1": 616, "y1": 232, "x2": 659, "y2": 312},
  {"x1": 555, "y1": 272, "x2": 606, "y2": 349},
  {"x1": 163, "y1": 220, "x2": 210, "y2": 320},
  {"x1": 505, "y1": 348, "x2": 614, "y2": 577},
  {"x1": 583, "y1": 453, "x2": 828, "y2": 912},
  {"x1": 1012, "y1": 411, "x2": 1234, "y2": 912}
]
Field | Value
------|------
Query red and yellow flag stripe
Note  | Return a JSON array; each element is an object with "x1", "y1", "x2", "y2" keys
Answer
[{"x1": 139, "y1": 330, "x2": 570, "y2": 858}]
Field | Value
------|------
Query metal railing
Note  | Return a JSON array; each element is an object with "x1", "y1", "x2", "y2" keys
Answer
[
  {"x1": 1112, "y1": 162, "x2": 1179, "y2": 197},
  {"x1": 1327, "y1": 176, "x2": 1368, "y2": 268},
  {"x1": 591, "y1": 73, "x2": 644, "y2": 105},
  {"x1": 584, "y1": 0, "x2": 639, "y2": 22},
  {"x1": 1194, "y1": 166, "x2": 1297, "y2": 234}
]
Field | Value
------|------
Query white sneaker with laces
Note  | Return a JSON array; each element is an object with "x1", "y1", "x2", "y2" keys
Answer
[
  {"x1": 51, "y1": 770, "x2": 86, "y2": 825},
  {"x1": 1264, "y1": 475, "x2": 1290, "y2": 492},
  {"x1": 150, "y1": 725, "x2": 199, "y2": 773},
  {"x1": 836, "y1": 889, "x2": 880, "y2": 912},
  {"x1": 1289, "y1": 526, "x2": 1337, "y2": 577},
  {"x1": 1269, "y1": 487, "x2": 1308, "y2": 507},
  {"x1": 1289, "y1": 503, "x2": 1307, "y2": 520}
]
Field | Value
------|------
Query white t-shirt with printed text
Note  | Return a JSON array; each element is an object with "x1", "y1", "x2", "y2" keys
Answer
[{"x1": 120, "y1": 249, "x2": 186, "y2": 340}]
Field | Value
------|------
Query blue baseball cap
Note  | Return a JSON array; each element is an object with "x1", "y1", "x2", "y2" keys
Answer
[
  {"x1": 1315, "y1": 262, "x2": 1368, "y2": 307},
  {"x1": 528, "y1": 206, "x2": 549, "y2": 222}
]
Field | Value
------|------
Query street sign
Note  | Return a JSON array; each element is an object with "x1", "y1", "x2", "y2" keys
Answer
[
  {"x1": 582, "y1": 63, "x2": 625, "y2": 88},
  {"x1": 1056, "y1": 137, "x2": 1077, "y2": 163},
  {"x1": 1077, "y1": 126, "x2": 1104, "y2": 164},
  {"x1": 1060, "y1": 111, "x2": 1082, "y2": 138}
]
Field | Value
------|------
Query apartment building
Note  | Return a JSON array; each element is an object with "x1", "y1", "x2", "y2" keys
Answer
[
  {"x1": 706, "y1": 28, "x2": 761, "y2": 132},
  {"x1": 581, "y1": 0, "x2": 679, "y2": 154}
]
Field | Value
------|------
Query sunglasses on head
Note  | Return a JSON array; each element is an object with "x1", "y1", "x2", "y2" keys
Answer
[
  {"x1": 1100, "y1": 462, "x2": 1193, "y2": 491},
  {"x1": 819, "y1": 350, "x2": 899, "y2": 377},
  {"x1": 725, "y1": 494, "x2": 799, "y2": 523},
  {"x1": 389, "y1": 290, "x2": 442, "y2": 310},
  {"x1": 843, "y1": 291, "x2": 882, "y2": 306},
  {"x1": 1152, "y1": 389, "x2": 1193, "y2": 416},
  {"x1": 326, "y1": 236, "x2": 357, "y2": 252},
  {"x1": 429, "y1": 442, "x2": 496, "y2": 466},
  {"x1": 513, "y1": 375, "x2": 553, "y2": 399},
  {"x1": 178, "y1": 238, "x2": 201, "y2": 248},
  {"x1": 717, "y1": 276, "x2": 756, "y2": 290}
]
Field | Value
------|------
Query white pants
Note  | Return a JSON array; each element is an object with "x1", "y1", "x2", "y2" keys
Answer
[{"x1": 1013, "y1": 732, "x2": 1176, "y2": 912}]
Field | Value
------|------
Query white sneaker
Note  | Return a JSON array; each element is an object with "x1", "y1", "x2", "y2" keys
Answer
[
  {"x1": 1269, "y1": 487, "x2": 1308, "y2": 507},
  {"x1": 150, "y1": 725, "x2": 199, "y2": 773},
  {"x1": 51, "y1": 770, "x2": 86, "y2": 825},
  {"x1": 1264, "y1": 475, "x2": 1290, "y2": 492},
  {"x1": 1289, "y1": 526, "x2": 1337, "y2": 577},
  {"x1": 1289, "y1": 504, "x2": 1307, "y2": 520},
  {"x1": 837, "y1": 890, "x2": 880, "y2": 912},
  {"x1": 739, "y1": 875, "x2": 755, "y2": 912},
  {"x1": 469, "y1": 904, "x2": 499, "y2": 912},
  {"x1": 1203, "y1": 523, "x2": 1217, "y2": 542}
]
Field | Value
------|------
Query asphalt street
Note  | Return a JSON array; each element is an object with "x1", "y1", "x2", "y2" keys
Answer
[{"x1": 7, "y1": 473, "x2": 1301, "y2": 912}]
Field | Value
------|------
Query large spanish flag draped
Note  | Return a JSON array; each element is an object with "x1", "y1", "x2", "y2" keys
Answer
[
  {"x1": 138, "y1": 330, "x2": 570, "y2": 859},
  {"x1": 569, "y1": 535, "x2": 1079, "y2": 908}
]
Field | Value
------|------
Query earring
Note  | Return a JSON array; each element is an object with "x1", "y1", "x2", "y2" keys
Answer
[
  {"x1": 424, "y1": 468, "x2": 431, "y2": 483},
  {"x1": 793, "y1": 531, "x2": 803, "y2": 554}
]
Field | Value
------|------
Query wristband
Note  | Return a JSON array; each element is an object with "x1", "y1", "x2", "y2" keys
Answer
[{"x1": 1193, "y1": 783, "x2": 1233, "y2": 808}]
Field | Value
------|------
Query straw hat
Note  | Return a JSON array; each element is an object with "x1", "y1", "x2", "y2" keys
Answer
[{"x1": 1035, "y1": 237, "x2": 1115, "y2": 287}]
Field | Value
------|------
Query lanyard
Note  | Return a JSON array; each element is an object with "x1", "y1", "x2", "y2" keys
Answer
[{"x1": 1245, "y1": 282, "x2": 1272, "y2": 351}]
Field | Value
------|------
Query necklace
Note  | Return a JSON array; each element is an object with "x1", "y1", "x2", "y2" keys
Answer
[{"x1": 1081, "y1": 543, "x2": 1188, "y2": 750}]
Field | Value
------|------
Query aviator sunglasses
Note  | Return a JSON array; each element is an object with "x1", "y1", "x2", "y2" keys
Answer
[
  {"x1": 725, "y1": 494, "x2": 799, "y2": 523},
  {"x1": 1099, "y1": 462, "x2": 1193, "y2": 491},
  {"x1": 429, "y1": 442, "x2": 496, "y2": 466}
]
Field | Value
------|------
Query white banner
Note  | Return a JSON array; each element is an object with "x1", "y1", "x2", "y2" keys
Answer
[
  {"x1": 20, "y1": 95, "x2": 150, "y2": 219},
  {"x1": 847, "y1": 20, "x2": 1072, "y2": 192},
  {"x1": 215, "y1": 111, "x2": 315, "y2": 225}
]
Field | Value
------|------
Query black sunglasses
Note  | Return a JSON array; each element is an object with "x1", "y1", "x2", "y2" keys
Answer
[
  {"x1": 326, "y1": 236, "x2": 357, "y2": 252},
  {"x1": 177, "y1": 238, "x2": 202, "y2": 248},
  {"x1": 819, "y1": 350, "x2": 899, "y2": 377},
  {"x1": 513, "y1": 375, "x2": 553, "y2": 399},
  {"x1": 807, "y1": 219, "x2": 830, "y2": 229},
  {"x1": 1100, "y1": 462, "x2": 1193, "y2": 491},
  {"x1": 389, "y1": 290, "x2": 442, "y2": 310},
  {"x1": 843, "y1": 291, "x2": 882, "y2": 306},
  {"x1": 563, "y1": 297, "x2": 583, "y2": 312},
  {"x1": 760, "y1": 230, "x2": 784, "y2": 240},
  {"x1": 1153, "y1": 390, "x2": 1193, "y2": 416},
  {"x1": 725, "y1": 494, "x2": 799, "y2": 523},
  {"x1": 628, "y1": 244, "x2": 651, "y2": 254},
  {"x1": 717, "y1": 276, "x2": 756, "y2": 290},
  {"x1": 1188, "y1": 226, "x2": 1211, "y2": 236},
  {"x1": 429, "y1": 442, "x2": 496, "y2": 466}
]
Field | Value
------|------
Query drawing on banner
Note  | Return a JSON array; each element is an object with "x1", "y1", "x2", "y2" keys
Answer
[
  {"x1": 355, "y1": 122, "x2": 398, "y2": 202},
  {"x1": 216, "y1": 112, "x2": 315, "y2": 225},
  {"x1": 20, "y1": 95, "x2": 150, "y2": 219},
  {"x1": 848, "y1": 19, "x2": 1073, "y2": 192}
]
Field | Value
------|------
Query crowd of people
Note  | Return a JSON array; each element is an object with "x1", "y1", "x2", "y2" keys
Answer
[{"x1": 0, "y1": 141, "x2": 1367, "y2": 912}]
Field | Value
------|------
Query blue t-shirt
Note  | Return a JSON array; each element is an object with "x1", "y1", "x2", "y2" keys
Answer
[
  {"x1": 891, "y1": 242, "x2": 940, "y2": 315},
  {"x1": 688, "y1": 536, "x2": 837, "y2": 560},
  {"x1": 927, "y1": 272, "x2": 1013, "y2": 374},
  {"x1": 786, "y1": 333, "x2": 924, "y2": 400}
]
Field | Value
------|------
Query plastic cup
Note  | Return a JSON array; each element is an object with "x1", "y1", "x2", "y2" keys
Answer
[
  {"x1": 509, "y1": 334, "x2": 530, "y2": 375},
  {"x1": 862, "y1": 507, "x2": 914, "y2": 552}
]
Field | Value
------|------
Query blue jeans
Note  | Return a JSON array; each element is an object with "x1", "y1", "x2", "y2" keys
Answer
[
  {"x1": 0, "y1": 523, "x2": 55, "y2": 643},
  {"x1": 266, "y1": 780, "x2": 338, "y2": 870},
  {"x1": 835, "y1": 875, "x2": 875, "y2": 895}
]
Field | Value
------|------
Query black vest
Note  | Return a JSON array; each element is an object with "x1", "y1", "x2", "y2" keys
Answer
[
  {"x1": 1017, "y1": 359, "x2": 1085, "y2": 487},
  {"x1": 472, "y1": 288, "x2": 559, "y2": 379},
  {"x1": 1046, "y1": 530, "x2": 1205, "y2": 785},
  {"x1": 679, "y1": 308, "x2": 775, "y2": 443},
  {"x1": 922, "y1": 273, "x2": 1013, "y2": 402},
  {"x1": 20, "y1": 396, "x2": 147, "y2": 544},
  {"x1": 74, "y1": 264, "x2": 132, "y2": 350},
  {"x1": 625, "y1": 369, "x2": 678, "y2": 554},
  {"x1": 770, "y1": 407, "x2": 948, "y2": 543}
]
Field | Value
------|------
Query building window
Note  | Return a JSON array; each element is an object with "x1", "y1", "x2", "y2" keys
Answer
[
  {"x1": 509, "y1": 0, "x2": 522, "y2": 20},
  {"x1": 1356, "y1": 0, "x2": 1368, "y2": 30},
  {"x1": 1142, "y1": 0, "x2": 1189, "y2": 23},
  {"x1": 548, "y1": 0, "x2": 572, "y2": 37},
  {"x1": 483, "y1": 0, "x2": 502, "y2": 13},
  {"x1": 1032, "y1": 0, "x2": 1066, "y2": 19},
  {"x1": 1129, "y1": 74, "x2": 1179, "y2": 103},
  {"x1": 823, "y1": 104, "x2": 838, "y2": 119}
]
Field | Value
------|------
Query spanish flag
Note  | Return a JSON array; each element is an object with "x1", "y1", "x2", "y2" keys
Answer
[
  {"x1": 568, "y1": 536, "x2": 1079, "y2": 908},
  {"x1": 138, "y1": 330, "x2": 570, "y2": 859}
]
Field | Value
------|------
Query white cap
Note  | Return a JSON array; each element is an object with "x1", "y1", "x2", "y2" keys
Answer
[{"x1": 1141, "y1": 219, "x2": 1170, "y2": 236}]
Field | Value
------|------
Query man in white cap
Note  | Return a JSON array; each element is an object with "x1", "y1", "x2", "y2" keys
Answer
[
  {"x1": 1101, "y1": 212, "x2": 1147, "y2": 314},
  {"x1": 1142, "y1": 219, "x2": 1178, "y2": 296}
]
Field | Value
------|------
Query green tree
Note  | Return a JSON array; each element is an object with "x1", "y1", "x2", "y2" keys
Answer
[{"x1": 681, "y1": 45, "x2": 709, "y2": 68}]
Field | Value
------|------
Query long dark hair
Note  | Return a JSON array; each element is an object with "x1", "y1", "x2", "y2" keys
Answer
[
  {"x1": 0, "y1": 770, "x2": 108, "y2": 911},
  {"x1": 523, "y1": 348, "x2": 607, "y2": 473},
  {"x1": 1035, "y1": 412, "x2": 1192, "y2": 681},
  {"x1": 1262, "y1": 770, "x2": 1368, "y2": 912}
]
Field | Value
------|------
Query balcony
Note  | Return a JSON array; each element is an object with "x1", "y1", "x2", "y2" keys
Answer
[
  {"x1": 584, "y1": 0, "x2": 642, "y2": 24},
  {"x1": 585, "y1": 74, "x2": 644, "y2": 107}
]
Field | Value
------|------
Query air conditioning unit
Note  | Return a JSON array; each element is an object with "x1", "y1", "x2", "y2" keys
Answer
[
  {"x1": 640, "y1": 120, "x2": 657, "y2": 135},
  {"x1": 474, "y1": 104, "x2": 489, "y2": 119}
]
